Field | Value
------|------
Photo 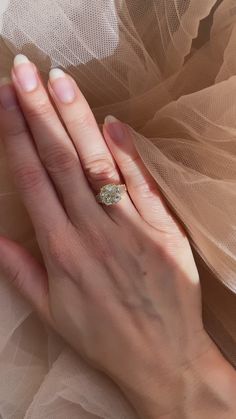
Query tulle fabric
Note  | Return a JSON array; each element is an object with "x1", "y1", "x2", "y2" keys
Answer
[{"x1": 0, "y1": 0, "x2": 235, "y2": 417}]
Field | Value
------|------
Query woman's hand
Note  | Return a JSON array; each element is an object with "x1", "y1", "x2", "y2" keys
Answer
[{"x1": 0, "y1": 54, "x2": 235, "y2": 419}]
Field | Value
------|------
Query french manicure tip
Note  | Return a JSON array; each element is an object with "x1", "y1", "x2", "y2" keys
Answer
[
  {"x1": 105, "y1": 115, "x2": 119, "y2": 124},
  {"x1": 14, "y1": 54, "x2": 30, "y2": 66},
  {"x1": 49, "y1": 68, "x2": 66, "y2": 81}
]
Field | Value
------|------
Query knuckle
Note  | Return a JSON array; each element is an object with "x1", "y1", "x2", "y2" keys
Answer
[
  {"x1": 83, "y1": 225, "x2": 113, "y2": 261},
  {"x1": 84, "y1": 155, "x2": 116, "y2": 183},
  {"x1": 13, "y1": 165, "x2": 44, "y2": 192},
  {"x1": 45, "y1": 221, "x2": 77, "y2": 269},
  {"x1": 10, "y1": 268, "x2": 24, "y2": 291},
  {"x1": 6, "y1": 119, "x2": 29, "y2": 140},
  {"x1": 46, "y1": 231, "x2": 69, "y2": 266},
  {"x1": 68, "y1": 111, "x2": 95, "y2": 131},
  {"x1": 121, "y1": 153, "x2": 140, "y2": 171},
  {"x1": 135, "y1": 178, "x2": 158, "y2": 200},
  {"x1": 42, "y1": 145, "x2": 79, "y2": 175},
  {"x1": 26, "y1": 101, "x2": 53, "y2": 122}
]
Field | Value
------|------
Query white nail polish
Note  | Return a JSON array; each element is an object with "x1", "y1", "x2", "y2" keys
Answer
[
  {"x1": 14, "y1": 54, "x2": 30, "y2": 67},
  {"x1": 49, "y1": 69, "x2": 76, "y2": 104},
  {"x1": 105, "y1": 115, "x2": 119, "y2": 124},
  {"x1": 49, "y1": 68, "x2": 66, "y2": 81}
]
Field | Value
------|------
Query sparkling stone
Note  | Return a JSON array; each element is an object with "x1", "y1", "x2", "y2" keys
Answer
[{"x1": 100, "y1": 184, "x2": 122, "y2": 205}]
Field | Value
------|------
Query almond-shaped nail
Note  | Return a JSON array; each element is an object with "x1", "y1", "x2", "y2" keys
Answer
[
  {"x1": 49, "y1": 69, "x2": 76, "y2": 104},
  {"x1": 13, "y1": 54, "x2": 38, "y2": 93},
  {"x1": 104, "y1": 115, "x2": 126, "y2": 142},
  {"x1": 0, "y1": 78, "x2": 18, "y2": 111}
]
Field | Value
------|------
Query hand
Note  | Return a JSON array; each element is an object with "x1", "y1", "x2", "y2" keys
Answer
[{"x1": 0, "y1": 55, "x2": 235, "y2": 419}]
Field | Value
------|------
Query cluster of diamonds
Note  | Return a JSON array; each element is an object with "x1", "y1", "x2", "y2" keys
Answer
[{"x1": 100, "y1": 184, "x2": 122, "y2": 206}]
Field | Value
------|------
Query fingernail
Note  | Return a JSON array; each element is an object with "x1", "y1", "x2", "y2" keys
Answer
[
  {"x1": 0, "y1": 78, "x2": 18, "y2": 111},
  {"x1": 104, "y1": 115, "x2": 126, "y2": 142},
  {"x1": 13, "y1": 54, "x2": 38, "y2": 93},
  {"x1": 49, "y1": 69, "x2": 76, "y2": 104}
]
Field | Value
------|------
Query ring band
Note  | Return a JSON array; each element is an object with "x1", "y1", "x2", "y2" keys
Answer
[{"x1": 96, "y1": 184, "x2": 127, "y2": 206}]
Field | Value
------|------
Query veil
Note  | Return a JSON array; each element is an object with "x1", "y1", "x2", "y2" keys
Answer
[{"x1": 0, "y1": 0, "x2": 235, "y2": 417}]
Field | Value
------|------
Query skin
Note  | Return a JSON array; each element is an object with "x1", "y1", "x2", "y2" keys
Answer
[{"x1": 0, "y1": 57, "x2": 235, "y2": 418}]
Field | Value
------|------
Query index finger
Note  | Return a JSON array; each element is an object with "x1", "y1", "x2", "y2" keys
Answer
[{"x1": 0, "y1": 79, "x2": 68, "y2": 240}]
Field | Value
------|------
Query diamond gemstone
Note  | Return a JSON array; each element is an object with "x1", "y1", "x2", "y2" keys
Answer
[{"x1": 100, "y1": 184, "x2": 121, "y2": 205}]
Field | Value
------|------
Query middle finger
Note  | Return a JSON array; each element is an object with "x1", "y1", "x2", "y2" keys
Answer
[{"x1": 47, "y1": 68, "x2": 139, "y2": 224}]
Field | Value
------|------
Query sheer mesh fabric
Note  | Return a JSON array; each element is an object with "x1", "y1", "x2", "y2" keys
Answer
[{"x1": 0, "y1": 1, "x2": 235, "y2": 418}]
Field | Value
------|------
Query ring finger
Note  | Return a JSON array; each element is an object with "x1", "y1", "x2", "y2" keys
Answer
[{"x1": 47, "y1": 68, "x2": 139, "y2": 224}]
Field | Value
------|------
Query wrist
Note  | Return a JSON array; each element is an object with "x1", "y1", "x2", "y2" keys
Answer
[
  {"x1": 111, "y1": 337, "x2": 236, "y2": 419},
  {"x1": 185, "y1": 341, "x2": 236, "y2": 419}
]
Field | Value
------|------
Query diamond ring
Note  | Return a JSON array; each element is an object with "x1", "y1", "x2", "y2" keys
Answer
[{"x1": 96, "y1": 184, "x2": 127, "y2": 206}]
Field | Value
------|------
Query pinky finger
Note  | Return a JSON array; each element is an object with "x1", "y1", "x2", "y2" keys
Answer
[{"x1": 103, "y1": 116, "x2": 184, "y2": 237}]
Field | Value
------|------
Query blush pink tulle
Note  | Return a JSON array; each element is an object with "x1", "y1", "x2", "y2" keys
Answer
[{"x1": 0, "y1": 1, "x2": 235, "y2": 418}]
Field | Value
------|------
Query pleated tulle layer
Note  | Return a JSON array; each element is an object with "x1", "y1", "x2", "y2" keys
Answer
[{"x1": 0, "y1": 0, "x2": 235, "y2": 417}]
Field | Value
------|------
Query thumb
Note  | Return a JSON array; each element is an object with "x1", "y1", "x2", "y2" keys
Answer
[{"x1": 0, "y1": 236, "x2": 51, "y2": 323}]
